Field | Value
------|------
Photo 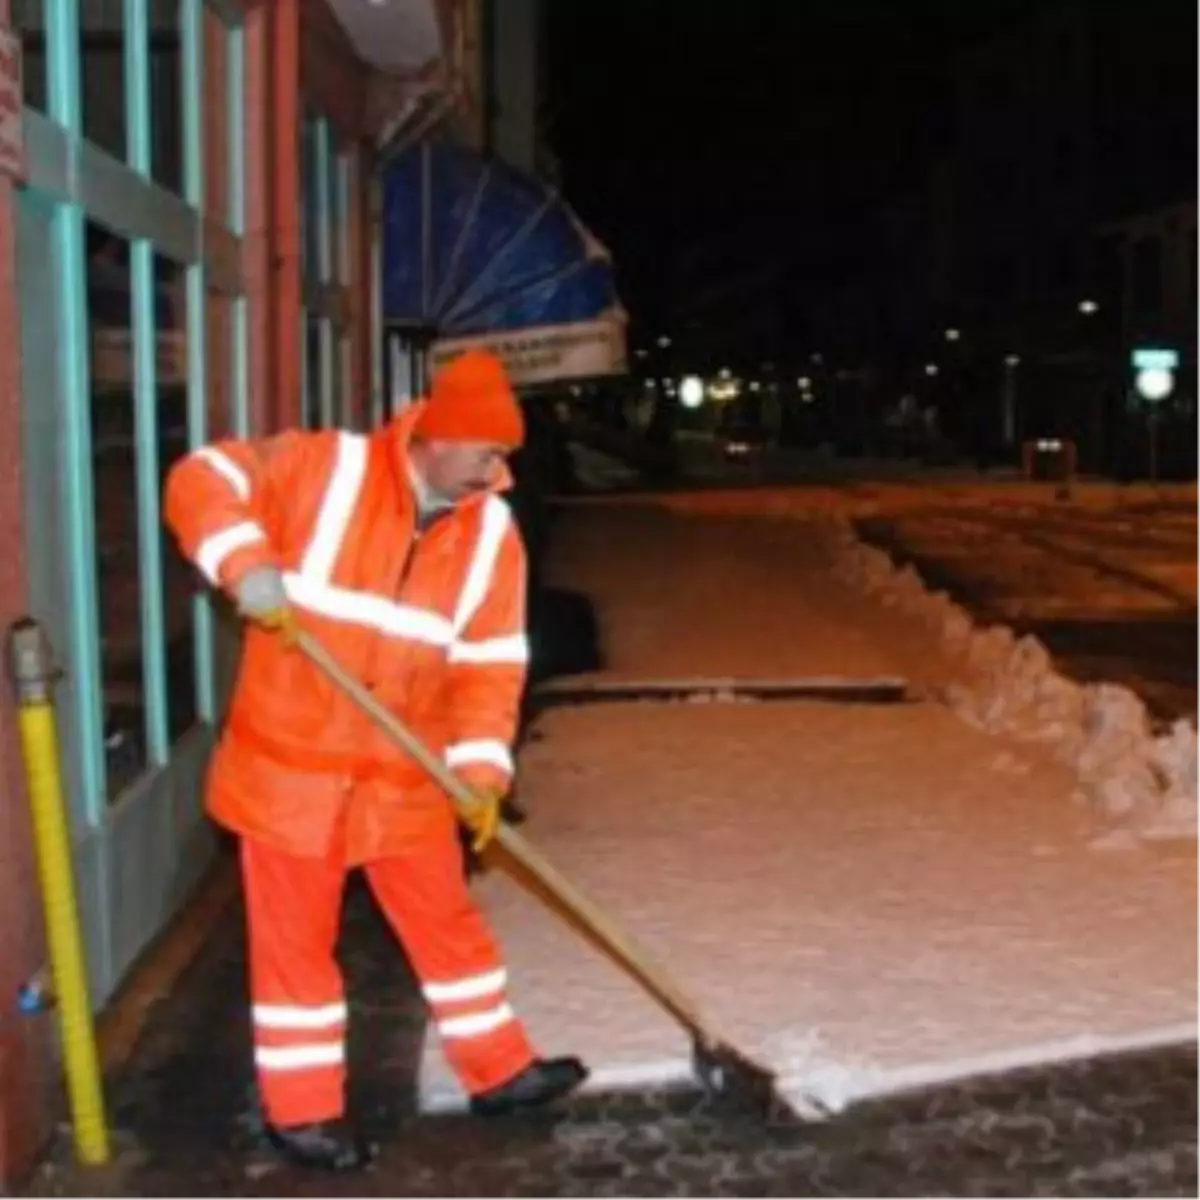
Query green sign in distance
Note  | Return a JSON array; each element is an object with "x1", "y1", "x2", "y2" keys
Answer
[{"x1": 1131, "y1": 347, "x2": 1179, "y2": 371}]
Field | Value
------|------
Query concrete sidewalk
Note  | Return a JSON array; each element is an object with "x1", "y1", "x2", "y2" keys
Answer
[{"x1": 420, "y1": 501, "x2": 1196, "y2": 1113}]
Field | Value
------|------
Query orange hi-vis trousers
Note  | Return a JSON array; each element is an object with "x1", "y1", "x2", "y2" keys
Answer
[{"x1": 240, "y1": 835, "x2": 537, "y2": 1128}]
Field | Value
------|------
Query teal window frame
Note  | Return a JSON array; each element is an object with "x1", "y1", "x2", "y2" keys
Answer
[
  {"x1": 27, "y1": 0, "x2": 250, "y2": 821},
  {"x1": 300, "y1": 111, "x2": 354, "y2": 429}
]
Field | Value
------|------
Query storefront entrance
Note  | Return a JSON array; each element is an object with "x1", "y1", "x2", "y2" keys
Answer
[{"x1": 12, "y1": 0, "x2": 249, "y2": 1004}]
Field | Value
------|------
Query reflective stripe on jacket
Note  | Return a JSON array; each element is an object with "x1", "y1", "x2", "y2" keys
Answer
[{"x1": 164, "y1": 406, "x2": 529, "y2": 861}]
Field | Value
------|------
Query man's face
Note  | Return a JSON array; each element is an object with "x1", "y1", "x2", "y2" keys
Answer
[{"x1": 416, "y1": 439, "x2": 508, "y2": 502}]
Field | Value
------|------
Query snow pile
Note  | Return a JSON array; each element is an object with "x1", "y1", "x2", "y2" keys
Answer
[
  {"x1": 1145, "y1": 720, "x2": 1200, "y2": 839},
  {"x1": 822, "y1": 517, "x2": 1198, "y2": 842}
]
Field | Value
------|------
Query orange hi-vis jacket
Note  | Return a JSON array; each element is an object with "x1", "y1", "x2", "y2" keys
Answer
[{"x1": 164, "y1": 406, "x2": 530, "y2": 864}]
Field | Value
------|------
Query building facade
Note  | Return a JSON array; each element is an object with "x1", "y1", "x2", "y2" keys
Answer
[
  {"x1": 485, "y1": 0, "x2": 541, "y2": 174},
  {"x1": 1103, "y1": 201, "x2": 1198, "y2": 358},
  {"x1": 0, "y1": 0, "x2": 486, "y2": 1181},
  {"x1": 1098, "y1": 199, "x2": 1198, "y2": 478}
]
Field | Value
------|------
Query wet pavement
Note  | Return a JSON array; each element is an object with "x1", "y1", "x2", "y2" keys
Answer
[{"x1": 26, "y1": 871, "x2": 1198, "y2": 1197}]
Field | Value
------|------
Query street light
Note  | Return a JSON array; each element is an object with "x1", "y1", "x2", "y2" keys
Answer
[
  {"x1": 1132, "y1": 349, "x2": 1179, "y2": 481},
  {"x1": 944, "y1": 328, "x2": 961, "y2": 342},
  {"x1": 679, "y1": 375, "x2": 705, "y2": 409},
  {"x1": 1078, "y1": 299, "x2": 1099, "y2": 315},
  {"x1": 924, "y1": 363, "x2": 939, "y2": 377},
  {"x1": 1135, "y1": 367, "x2": 1174, "y2": 402},
  {"x1": 1001, "y1": 356, "x2": 1020, "y2": 445},
  {"x1": 657, "y1": 335, "x2": 672, "y2": 348}
]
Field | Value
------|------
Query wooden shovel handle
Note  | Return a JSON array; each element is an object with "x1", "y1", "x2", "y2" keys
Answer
[{"x1": 295, "y1": 628, "x2": 719, "y2": 1045}]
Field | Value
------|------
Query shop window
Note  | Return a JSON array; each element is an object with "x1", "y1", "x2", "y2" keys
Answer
[
  {"x1": 302, "y1": 117, "x2": 322, "y2": 280},
  {"x1": 80, "y1": 4, "x2": 128, "y2": 162},
  {"x1": 86, "y1": 224, "x2": 142, "y2": 792},
  {"x1": 202, "y1": 3, "x2": 231, "y2": 225},
  {"x1": 149, "y1": 0, "x2": 183, "y2": 194},
  {"x1": 154, "y1": 253, "x2": 196, "y2": 743},
  {"x1": 339, "y1": 335, "x2": 354, "y2": 429},
  {"x1": 326, "y1": 139, "x2": 341, "y2": 286},
  {"x1": 321, "y1": 320, "x2": 337, "y2": 428},
  {"x1": 11, "y1": 0, "x2": 46, "y2": 111},
  {"x1": 305, "y1": 314, "x2": 323, "y2": 428},
  {"x1": 75, "y1": 1, "x2": 182, "y2": 186},
  {"x1": 86, "y1": 223, "x2": 203, "y2": 793},
  {"x1": 205, "y1": 290, "x2": 234, "y2": 438},
  {"x1": 333, "y1": 150, "x2": 349, "y2": 285}
]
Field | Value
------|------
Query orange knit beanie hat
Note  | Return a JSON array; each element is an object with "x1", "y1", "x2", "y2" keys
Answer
[{"x1": 414, "y1": 349, "x2": 525, "y2": 448}]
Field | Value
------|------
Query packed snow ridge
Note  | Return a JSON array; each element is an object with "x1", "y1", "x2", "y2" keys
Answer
[{"x1": 819, "y1": 516, "x2": 1197, "y2": 844}]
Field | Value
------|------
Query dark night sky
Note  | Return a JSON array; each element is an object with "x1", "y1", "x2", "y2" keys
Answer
[{"x1": 543, "y1": 1, "x2": 1195, "y2": 336}]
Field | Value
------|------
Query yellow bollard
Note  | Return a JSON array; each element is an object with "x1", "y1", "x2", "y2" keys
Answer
[{"x1": 7, "y1": 618, "x2": 110, "y2": 1166}]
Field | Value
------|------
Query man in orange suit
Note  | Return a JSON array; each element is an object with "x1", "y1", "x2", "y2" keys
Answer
[{"x1": 165, "y1": 350, "x2": 586, "y2": 1171}]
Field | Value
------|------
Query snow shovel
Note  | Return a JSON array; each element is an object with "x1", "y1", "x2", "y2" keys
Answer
[{"x1": 295, "y1": 628, "x2": 796, "y2": 1118}]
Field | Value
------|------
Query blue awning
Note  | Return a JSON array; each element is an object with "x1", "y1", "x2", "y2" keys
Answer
[{"x1": 380, "y1": 140, "x2": 626, "y2": 384}]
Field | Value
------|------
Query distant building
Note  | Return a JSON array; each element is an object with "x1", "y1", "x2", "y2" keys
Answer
[
  {"x1": 946, "y1": 0, "x2": 1196, "y2": 469},
  {"x1": 1095, "y1": 200, "x2": 1197, "y2": 477},
  {"x1": 797, "y1": 0, "x2": 1197, "y2": 474},
  {"x1": 1101, "y1": 201, "x2": 1198, "y2": 357}
]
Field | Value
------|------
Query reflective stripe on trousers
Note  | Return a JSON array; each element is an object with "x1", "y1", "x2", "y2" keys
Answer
[{"x1": 240, "y1": 833, "x2": 537, "y2": 1127}]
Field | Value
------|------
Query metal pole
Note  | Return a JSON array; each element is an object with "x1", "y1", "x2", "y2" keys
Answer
[
  {"x1": 1001, "y1": 364, "x2": 1017, "y2": 447},
  {"x1": 6, "y1": 619, "x2": 110, "y2": 1166}
]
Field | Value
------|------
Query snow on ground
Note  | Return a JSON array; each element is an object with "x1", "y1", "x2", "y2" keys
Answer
[
  {"x1": 629, "y1": 480, "x2": 1197, "y2": 839},
  {"x1": 417, "y1": 501, "x2": 1197, "y2": 1115}
]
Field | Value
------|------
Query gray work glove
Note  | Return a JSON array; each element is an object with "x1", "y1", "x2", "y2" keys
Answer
[{"x1": 235, "y1": 567, "x2": 296, "y2": 642}]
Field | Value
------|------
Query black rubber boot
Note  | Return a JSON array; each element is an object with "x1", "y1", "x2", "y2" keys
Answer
[
  {"x1": 264, "y1": 1117, "x2": 374, "y2": 1171},
  {"x1": 470, "y1": 1056, "x2": 589, "y2": 1116}
]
